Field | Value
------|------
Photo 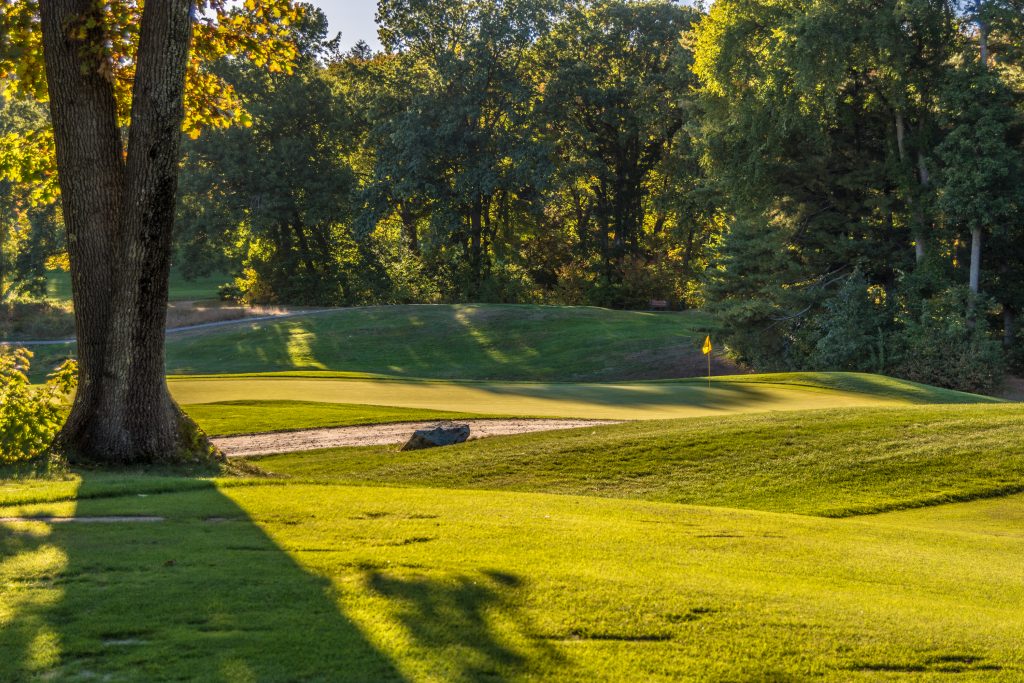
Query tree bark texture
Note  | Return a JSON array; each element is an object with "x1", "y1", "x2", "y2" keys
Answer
[
  {"x1": 469, "y1": 195, "x2": 484, "y2": 291},
  {"x1": 913, "y1": 152, "x2": 931, "y2": 264},
  {"x1": 969, "y1": 227, "x2": 982, "y2": 294},
  {"x1": 398, "y1": 202, "x2": 420, "y2": 254},
  {"x1": 39, "y1": 0, "x2": 124, "y2": 457},
  {"x1": 894, "y1": 110, "x2": 930, "y2": 264},
  {"x1": 1004, "y1": 306, "x2": 1016, "y2": 348},
  {"x1": 41, "y1": 0, "x2": 220, "y2": 465},
  {"x1": 968, "y1": 1, "x2": 989, "y2": 295}
]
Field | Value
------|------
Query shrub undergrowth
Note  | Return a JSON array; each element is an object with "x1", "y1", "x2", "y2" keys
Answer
[{"x1": 0, "y1": 347, "x2": 76, "y2": 464}]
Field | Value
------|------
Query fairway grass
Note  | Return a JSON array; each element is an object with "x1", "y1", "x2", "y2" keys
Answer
[
  {"x1": 2, "y1": 480, "x2": 1022, "y2": 681},
  {"x1": 169, "y1": 371, "x2": 997, "y2": 423},
  {"x1": 870, "y1": 490, "x2": 1024, "y2": 536},
  {"x1": 252, "y1": 403, "x2": 1024, "y2": 517}
]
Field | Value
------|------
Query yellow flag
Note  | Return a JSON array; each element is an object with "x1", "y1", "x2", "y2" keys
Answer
[{"x1": 702, "y1": 335, "x2": 712, "y2": 355}]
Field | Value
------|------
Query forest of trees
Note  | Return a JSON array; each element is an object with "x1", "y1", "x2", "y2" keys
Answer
[{"x1": 3, "y1": 0, "x2": 1023, "y2": 393}]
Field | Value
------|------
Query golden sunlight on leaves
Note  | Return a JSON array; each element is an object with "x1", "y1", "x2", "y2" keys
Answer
[
  {"x1": 43, "y1": 252, "x2": 70, "y2": 272},
  {"x1": 0, "y1": 128, "x2": 58, "y2": 204},
  {"x1": 0, "y1": 0, "x2": 303, "y2": 193}
]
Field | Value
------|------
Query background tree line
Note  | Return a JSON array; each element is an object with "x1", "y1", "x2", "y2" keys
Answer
[
  {"x1": 3, "y1": 0, "x2": 1023, "y2": 392},
  {"x1": 172, "y1": 0, "x2": 715, "y2": 310},
  {"x1": 697, "y1": 0, "x2": 1024, "y2": 391}
]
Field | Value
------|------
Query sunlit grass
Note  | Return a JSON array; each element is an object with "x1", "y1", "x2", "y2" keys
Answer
[
  {"x1": 0, "y1": 485, "x2": 73, "y2": 678},
  {"x1": 3, "y1": 302, "x2": 1019, "y2": 679},
  {"x1": 252, "y1": 402, "x2": 1024, "y2": 517},
  {"x1": 284, "y1": 325, "x2": 327, "y2": 370},
  {"x1": 166, "y1": 371, "x2": 995, "y2": 423},
  {"x1": 2, "y1": 481, "x2": 1023, "y2": 680}
]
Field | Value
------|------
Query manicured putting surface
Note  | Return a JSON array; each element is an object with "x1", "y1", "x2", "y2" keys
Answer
[{"x1": 170, "y1": 372, "x2": 994, "y2": 421}]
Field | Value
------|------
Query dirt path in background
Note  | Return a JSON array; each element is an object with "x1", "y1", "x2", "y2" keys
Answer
[
  {"x1": 213, "y1": 418, "x2": 621, "y2": 458},
  {"x1": 0, "y1": 306, "x2": 334, "y2": 346},
  {"x1": 1000, "y1": 376, "x2": 1024, "y2": 401}
]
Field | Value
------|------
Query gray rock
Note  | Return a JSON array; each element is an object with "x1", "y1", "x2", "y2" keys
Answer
[{"x1": 400, "y1": 422, "x2": 471, "y2": 451}]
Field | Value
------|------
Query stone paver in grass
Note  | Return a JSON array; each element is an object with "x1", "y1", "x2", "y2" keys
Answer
[{"x1": 0, "y1": 516, "x2": 165, "y2": 523}]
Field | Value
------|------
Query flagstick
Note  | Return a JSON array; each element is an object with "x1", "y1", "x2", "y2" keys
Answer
[{"x1": 702, "y1": 335, "x2": 713, "y2": 389}]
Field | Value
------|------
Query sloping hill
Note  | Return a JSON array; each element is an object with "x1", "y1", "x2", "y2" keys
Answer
[
  {"x1": 251, "y1": 402, "x2": 1024, "y2": 517},
  {"x1": 162, "y1": 304, "x2": 725, "y2": 380}
]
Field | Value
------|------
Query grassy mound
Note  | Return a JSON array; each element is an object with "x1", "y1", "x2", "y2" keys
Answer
[
  {"x1": 252, "y1": 403, "x2": 1024, "y2": 517},
  {"x1": 2, "y1": 478, "x2": 1022, "y2": 680},
  {"x1": 162, "y1": 304, "x2": 720, "y2": 380},
  {"x1": 695, "y1": 371, "x2": 996, "y2": 403}
]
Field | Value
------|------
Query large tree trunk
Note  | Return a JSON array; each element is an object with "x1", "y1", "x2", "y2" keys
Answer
[
  {"x1": 968, "y1": 1, "x2": 989, "y2": 299},
  {"x1": 969, "y1": 227, "x2": 982, "y2": 294},
  {"x1": 1004, "y1": 305, "x2": 1016, "y2": 348},
  {"x1": 42, "y1": 0, "x2": 219, "y2": 465},
  {"x1": 894, "y1": 110, "x2": 928, "y2": 263},
  {"x1": 40, "y1": 0, "x2": 124, "y2": 457},
  {"x1": 914, "y1": 152, "x2": 931, "y2": 263},
  {"x1": 469, "y1": 195, "x2": 484, "y2": 292},
  {"x1": 398, "y1": 202, "x2": 420, "y2": 254}
]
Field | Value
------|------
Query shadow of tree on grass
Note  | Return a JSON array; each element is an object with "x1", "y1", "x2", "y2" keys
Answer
[
  {"x1": 2, "y1": 476, "x2": 566, "y2": 681},
  {"x1": 0, "y1": 476, "x2": 407, "y2": 682},
  {"x1": 364, "y1": 568, "x2": 561, "y2": 682}
]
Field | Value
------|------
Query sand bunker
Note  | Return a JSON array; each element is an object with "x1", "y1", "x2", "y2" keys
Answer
[{"x1": 213, "y1": 418, "x2": 621, "y2": 458}]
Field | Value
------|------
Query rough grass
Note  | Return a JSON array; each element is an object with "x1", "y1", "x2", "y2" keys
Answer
[
  {"x1": 251, "y1": 403, "x2": 1024, "y2": 517},
  {"x1": 6, "y1": 271, "x2": 232, "y2": 346},
  {"x1": 25, "y1": 304, "x2": 720, "y2": 381},
  {"x1": 2, "y1": 479, "x2": 1023, "y2": 681},
  {"x1": 163, "y1": 302, "x2": 293, "y2": 330},
  {"x1": 3, "y1": 302, "x2": 285, "y2": 346},
  {"x1": 45, "y1": 269, "x2": 228, "y2": 304},
  {"x1": 0, "y1": 301, "x2": 75, "y2": 341}
]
